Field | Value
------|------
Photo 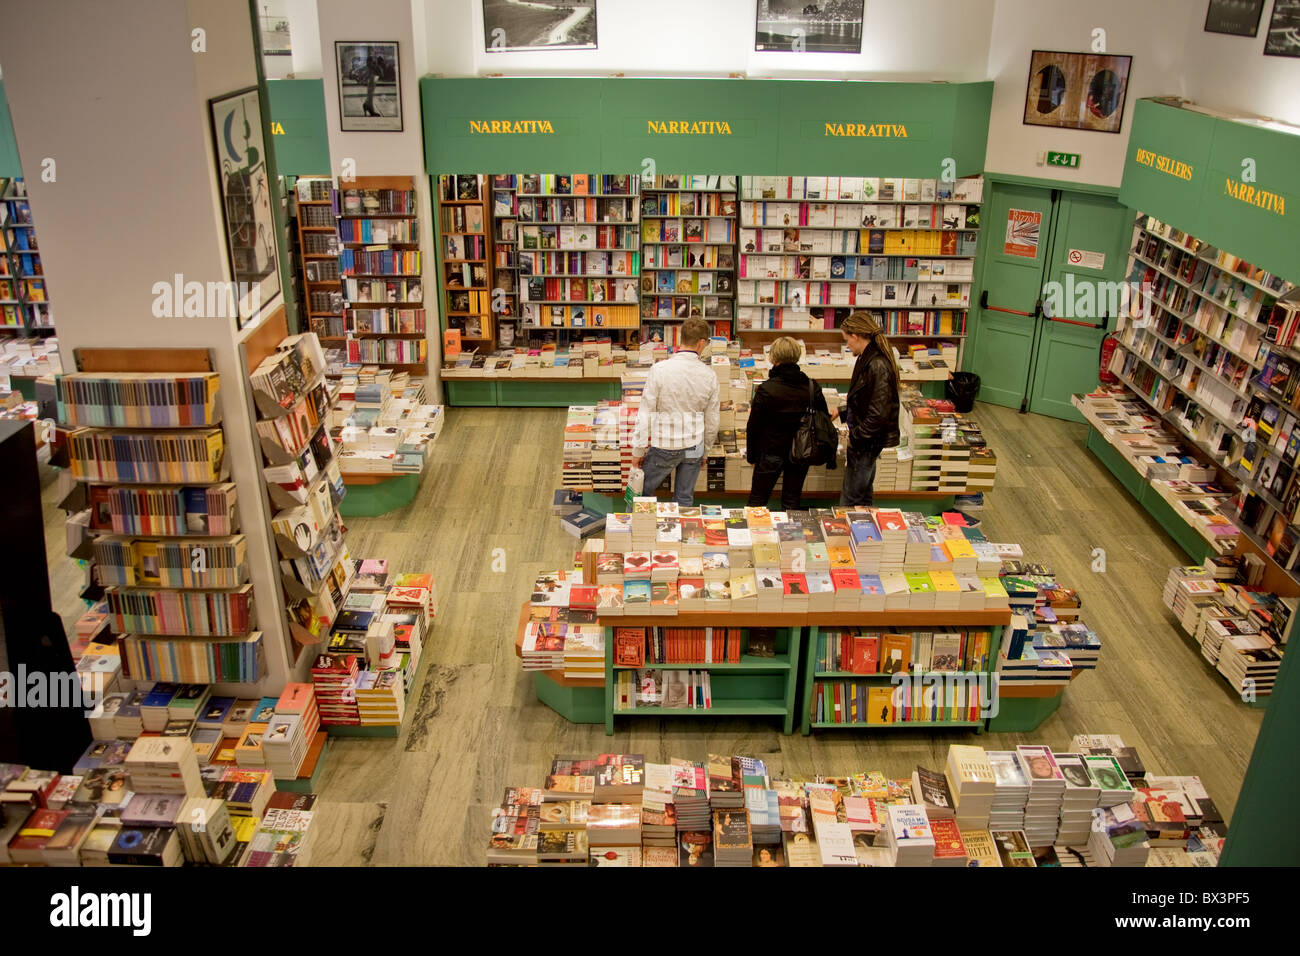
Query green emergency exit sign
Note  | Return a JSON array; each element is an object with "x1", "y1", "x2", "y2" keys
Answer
[{"x1": 1047, "y1": 151, "x2": 1081, "y2": 168}]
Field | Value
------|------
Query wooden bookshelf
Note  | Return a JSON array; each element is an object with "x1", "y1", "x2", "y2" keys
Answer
[
  {"x1": 515, "y1": 173, "x2": 641, "y2": 345},
  {"x1": 55, "y1": 347, "x2": 266, "y2": 684},
  {"x1": 339, "y1": 175, "x2": 426, "y2": 372},
  {"x1": 438, "y1": 174, "x2": 493, "y2": 351},
  {"x1": 735, "y1": 176, "x2": 981, "y2": 364},
  {"x1": 638, "y1": 174, "x2": 738, "y2": 345},
  {"x1": 0, "y1": 177, "x2": 53, "y2": 337},
  {"x1": 294, "y1": 176, "x2": 344, "y2": 340}
]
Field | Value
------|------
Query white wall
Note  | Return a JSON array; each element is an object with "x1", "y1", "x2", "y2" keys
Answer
[
  {"x1": 316, "y1": 0, "x2": 442, "y2": 398},
  {"x1": 982, "y1": 0, "x2": 1190, "y2": 188},
  {"x1": 459, "y1": 0, "x2": 994, "y2": 79},
  {"x1": 0, "y1": 0, "x2": 295, "y2": 693},
  {"x1": 1180, "y1": 11, "x2": 1300, "y2": 126}
]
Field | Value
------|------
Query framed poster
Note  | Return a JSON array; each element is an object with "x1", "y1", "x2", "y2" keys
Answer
[
  {"x1": 335, "y1": 41, "x2": 402, "y2": 131},
  {"x1": 1204, "y1": 0, "x2": 1265, "y2": 36},
  {"x1": 1023, "y1": 50, "x2": 1133, "y2": 134},
  {"x1": 208, "y1": 87, "x2": 280, "y2": 327},
  {"x1": 482, "y1": 0, "x2": 597, "y2": 51},
  {"x1": 755, "y1": 0, "x2": 865, "y2": 54},
  {"x1": 1265, "y1": 0, "x2": 1300, "y2": 57}
]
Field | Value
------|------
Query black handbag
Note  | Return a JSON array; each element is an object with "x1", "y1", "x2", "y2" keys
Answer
[{"x1": 789, "y1": 380, "x2": 838, "y2": 468}]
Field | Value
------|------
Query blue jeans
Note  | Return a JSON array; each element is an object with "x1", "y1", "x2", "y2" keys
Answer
[
  {"x1": 641, "y1": 446, "x2": 703, "y2": 507},
  {"x1": 839, "y1": 444, "x2": 878, "y2": 507}
]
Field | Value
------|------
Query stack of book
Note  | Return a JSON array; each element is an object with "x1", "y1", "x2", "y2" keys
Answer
[
  {"x1": 987, "y1": 750, "x2": 1030, "y2": 831},
  {"x1": 354, "y1": 670, "x2": 404, "y2": 726},
  {"x1": 1089, "y1": 804, "x2": 1150, "y2": 867},
  {"x1": 311, "y1": 654, "x2": 360, "y2": 725},
  {"x1": 713, "y1": 809, "x2": 754, "y2": 867},
  {"x1": 1017, "y1": 746, "x2": 1067, "y2": 846},
  {"x1": 123, "y1": 736, "x2": 205, "y2": 798},
  {"x1": 946, "y1": 744, "x2": 995, "y2": 831},
  {"x1": 880, "y1": 804, "x2": 935, "y2": 866},
  {"x1": 672, "y1": 759, "x2": 710, "y2": 833},
  {"x1": 243, "y1": 805, "x2": 317, "y2": 867}
]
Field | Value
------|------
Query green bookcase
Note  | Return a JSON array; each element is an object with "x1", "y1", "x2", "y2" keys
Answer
[
  {"x1": 603, "y1": 618, "x2": 802, "y2": 735},
  {"x1": 799, "y1": 611, "x2": 1008, "y2": 734}
]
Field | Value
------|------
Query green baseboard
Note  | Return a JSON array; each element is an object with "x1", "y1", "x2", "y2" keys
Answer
[
  {"x1": 443, "y1": 380, "x2": 499, "y2": 406},
  {"x1": 534, "y1": 672, "x2": 604, "y2": 724},
  {"x1": 338, "y1": 473, "x2": 420, "y2": 518},
  {"x1": 325, "y1": 722, "x2": 399, "y2": 738},
  {"x1": 444, "y1": 379, "x2": 621, "y2": 407},
  {"x1": 11, "y1": 376, "x2": 36, "y2": 401},
  {"x1": 986, "y1": 692, "x2": 1063, "y2": 732}
]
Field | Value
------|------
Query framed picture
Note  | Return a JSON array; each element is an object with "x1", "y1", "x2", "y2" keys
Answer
[
  {"x1": 1265, "y1": 0, "x2": 1300, "y2": 56},
  {"x1": 755, "y1": 0, "x2": 865, "y2": 54},
  {"x1": 335, "y1": 41, "x2": 402, "y2": 131},
  {"x1": 482, "y1": 0, "x2": 597, "y2": 52},
  {"x1": 208, "y1": 87, "x2": 280, "y2": 328},
  {"x1": 1022, "y1": 50, "x2": 1133, "y2": 134},
  {"x1": 1204, "y1": 0, "x2": 1265, "y2": 36}
]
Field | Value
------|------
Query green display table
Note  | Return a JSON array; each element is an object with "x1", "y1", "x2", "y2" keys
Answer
[
  {"x1": 986, "y1": 690, "x2": 1063, "y2": 732},
  {"x1": 339, "y1": 473, "x2": 420, "y2": 517},
  {"x1": 443, "y1": 377, "x2": 621, "y2": 407},
  {"x1": 534, "y1": 672, "x2": 605, "y2": 724}
]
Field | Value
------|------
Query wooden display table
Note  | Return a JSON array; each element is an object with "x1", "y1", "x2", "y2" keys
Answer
[{"x1": 513, "y1": 601, "x2": 604, "y2": 724}]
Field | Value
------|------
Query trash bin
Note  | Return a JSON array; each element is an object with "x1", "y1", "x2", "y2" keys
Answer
[{"x1": 947, "y1": 372, "x2": 980, "y2": 413}]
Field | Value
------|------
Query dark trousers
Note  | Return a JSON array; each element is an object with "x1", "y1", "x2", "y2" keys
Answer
[
  {"x1": 839, "y1": 444, "x2": 878, "y2": 507},
  {"x1": 748, "y1": 453, "x2": 811, "y2": 511}
]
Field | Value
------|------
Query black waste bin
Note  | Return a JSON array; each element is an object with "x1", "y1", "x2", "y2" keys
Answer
[{"x1": 947, "y1": 372, "x2": 980, "y2": 413}]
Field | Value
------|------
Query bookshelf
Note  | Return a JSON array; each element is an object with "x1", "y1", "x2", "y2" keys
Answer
[
  {"x1": 54, "y1": 350, "x2": 267, "y2": 688},
  {"x1": 1111, "y1": 213, "x2": 1300, "y2": 580},
  {"x1": 602, "y1": 618, "x2": 802, "y2": 734},
  {"x1": 294, "y1": 176, "x2": 344, "y2": 341},
  {"x1": 800, "y1": 619, "x2": 1006, "y2": 734},
  {"x1": 516, "y1": 173, "x2": 641, "y2": 347},
  {"x1": 438, "y1": 173, "x2": 493, "y2": 353},
  {"x1": 490, "y1": 174, "x2": 520, "y2": 349},
  {"x1": 638, "y1": 174, "x2": 738, "y2": 345},
  {"x1": 244, "y1": 319, "x2": 352, "y2": 655},
  {"x1": 0, "y1": 177, "x2": 53, "y2": 337},
  {"x1": 338, "y1": 175, "x2": 426, "y2": 375},
  {"x1": 736, "y1": 176, "x2": 980, "y2": 365}
]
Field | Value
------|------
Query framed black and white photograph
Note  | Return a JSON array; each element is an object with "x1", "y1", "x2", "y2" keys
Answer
[
  {"x1": 482, "y1": 0, "x2": 597, "y2": 52},
  {"x1": 1023, "y1": 50, "x2": 1133, "y2": 134},
  {"x1": 755, "y1": 0, "x2": 865, "y2": 54},
  {"x1": 1204, "y1": 0, "x2": 1265, "y2": 36},
  {"x1": 334, "y1": 41, "x2": 402, "y2": 131},
  {"x1": 208, "y1": 87, "x2": 280, "y2": 328},
  {"x1": 1265, "y1": 0, "x2": 1300, "y2": 56}
]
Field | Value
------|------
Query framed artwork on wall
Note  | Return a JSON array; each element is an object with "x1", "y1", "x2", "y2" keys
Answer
[
  {"x1": 754, "y1": 0, "x2": 865, "y2": 54},
  {"x1": 482, "y1": 0, "x2": 597, "y2": 52},
  {"x1": 1265, "y1": 0, "x2": 1300, "y2": 57},
  {"x1": 208, "y1": 87, "x2": 280, "y2": 328},
  {"x1": 1022, "y1": 50, "x2": 1133, "y2": 134},
  {"x1": 1204, "y1": 0, "x2": 1265, "y2": 36},
  {"x1": 335, "y1": 41, "x2": 402, "y2": 131}
]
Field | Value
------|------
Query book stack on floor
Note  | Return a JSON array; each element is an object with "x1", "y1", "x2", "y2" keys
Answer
[
  {"x1": 311, "y1": 654, "x2": 360, "y2": 726},
  {"x1": 1160, "y1": 562, "x2": 1293, "y2": 699},
  {"x1": 259, "y1": 683, "x2": 323, "y2": 781}
]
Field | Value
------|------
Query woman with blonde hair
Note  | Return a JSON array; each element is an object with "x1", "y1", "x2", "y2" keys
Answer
[
  {"x1": 839, "y1": 311, "x2": 901, "y2": 506},
  {"x1": 745, "y1": 336, "x2": 830, "y2": 509}
]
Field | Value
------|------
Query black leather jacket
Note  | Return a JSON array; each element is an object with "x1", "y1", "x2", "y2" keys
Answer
[
  {"x1": 844, "y1": 345, "x2": 901, "y2": 457},
  {"x1": 745, "y1": 363, "x2": 829, "y2": 463}
]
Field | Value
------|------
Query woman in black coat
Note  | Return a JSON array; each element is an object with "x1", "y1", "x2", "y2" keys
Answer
[
  {"x1": 839, "y1": 310, "x2": 901, "y2": 506},
  {"x1": 745, "y1": 336, "x2": 830, "y2": 510}
]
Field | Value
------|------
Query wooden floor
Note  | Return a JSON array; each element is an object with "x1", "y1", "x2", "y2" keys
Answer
[{"x1": 37, "y1": 401, "x2": 1264, "y2": 865}]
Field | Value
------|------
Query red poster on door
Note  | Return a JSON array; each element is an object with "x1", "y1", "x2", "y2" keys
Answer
[{"x1": 1004, "y1": 208, "x2": 1042, "y2": 258}]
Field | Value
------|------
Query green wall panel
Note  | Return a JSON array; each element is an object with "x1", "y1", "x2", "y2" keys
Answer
[
  {"x1": 266, "y1": 79, "x2": 331, "y2": 175},
  {"x1": 422, "y1": 77, "x2": 605, "y2": 172},
  {"x1": 0, "y1": 79, "x2": 22, "y2": 177},
  {"x1": 420, "y1": 77, "x2": 992, "y2": 176},
  {"x1": 1119, "y1": 98, "x2": 1300, "y2": 282}
]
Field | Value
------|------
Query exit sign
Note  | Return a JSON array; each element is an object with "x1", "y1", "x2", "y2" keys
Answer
[{"x1": 1047, "y1": 151, "x2": 1081, "y2": 168}]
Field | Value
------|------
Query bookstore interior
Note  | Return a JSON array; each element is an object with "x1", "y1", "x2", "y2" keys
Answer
[{"x1": 1, "y1": 0, "x2": 1299, "y2": 882}]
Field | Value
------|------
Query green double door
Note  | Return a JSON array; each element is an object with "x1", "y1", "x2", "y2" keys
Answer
[{"x1": 967, "y1": 182, "x2": 1133, "y2": 422}]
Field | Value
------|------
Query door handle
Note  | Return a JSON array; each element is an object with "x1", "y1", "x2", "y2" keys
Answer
[
  {"x1": 1047, "y1": 316, "x2": 1106, "y2": 329},
  {"x1": 979, "y1": 289, "x2": 1037, "y2": 317}
]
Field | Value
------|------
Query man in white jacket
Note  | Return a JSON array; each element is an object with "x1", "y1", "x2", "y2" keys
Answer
[{"x1": 630, "y1": 317, "x2": 719, "y2": 506}]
